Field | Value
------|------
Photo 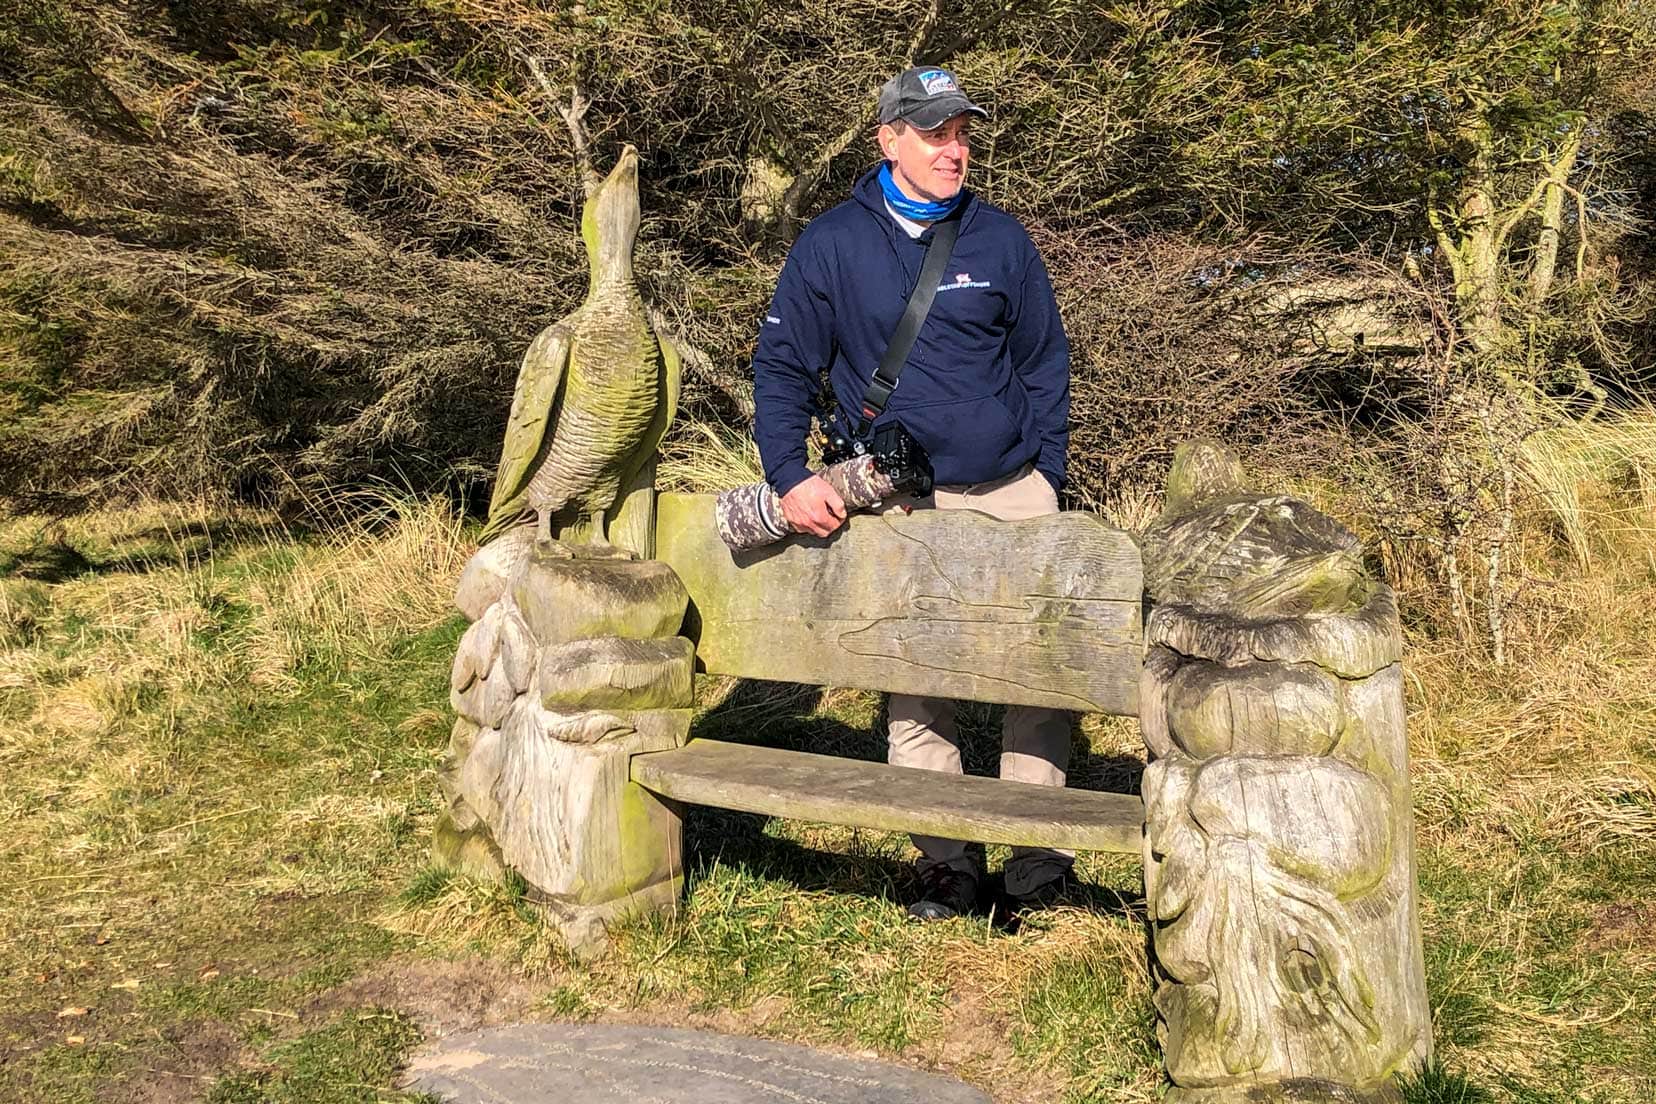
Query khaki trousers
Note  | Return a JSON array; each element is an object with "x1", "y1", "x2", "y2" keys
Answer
[{"x1": 882, "y1": 463, "x2": 1075, "y2": 897}]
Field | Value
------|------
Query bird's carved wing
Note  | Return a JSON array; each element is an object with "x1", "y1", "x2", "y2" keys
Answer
[
  {"x1": 615, "y1": 328, "x2": 682, "y2": 502},
  {"x1": 479, "y1": 323, "x2": 571, "y2": 544},
  {"x1": 636, "y1": 330, "x2": 683, "y2": 465}
]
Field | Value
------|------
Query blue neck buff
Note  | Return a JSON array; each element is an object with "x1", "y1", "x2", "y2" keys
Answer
[{"x1": 878, "y1": 163, "x2": 962, "y2": 223}]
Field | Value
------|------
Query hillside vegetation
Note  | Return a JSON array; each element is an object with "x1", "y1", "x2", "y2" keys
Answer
[
  {"x1": 5, "y1": 2, "x2": 1652, "y2": 509},
  {"x1": 2, "y1": 2, "x2": 1655, "y2": 1102}
]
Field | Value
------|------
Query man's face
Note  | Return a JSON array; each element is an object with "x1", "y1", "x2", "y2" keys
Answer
[{"x1": 879, "y1": 114, "x2": 973, "y2": 205}]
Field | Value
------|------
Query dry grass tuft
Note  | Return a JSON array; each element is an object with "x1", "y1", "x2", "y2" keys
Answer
[
  {"x1": 658, "y1": 424, "x2": 769, "y2": 493},
  {"x1": 0, "y1": 492, "x2": 468, "y2": 953},
  {"x1": 1554, "y1": 772, "x2": 1656, "y2": 850},
  {"x1": 238, "y1": 491, "x2": 469, "y2": 673},
  {"x1": 381, "y1": 872, "x2": 572, "y2": 978},
  {"x1": 1518, "y1": 404, "x2": 1656, "y2": 571}
]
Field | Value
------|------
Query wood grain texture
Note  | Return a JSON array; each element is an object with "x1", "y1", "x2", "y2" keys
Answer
[
  {"x1": 630, "y1": 739, "x2": 1145, "y2": 853},
  {"x1": 609, "y1": 456, "x2": 659, "y2": 559},
  {"x1": 1147, "y1": 584, "x2": 1402, "y2": 678},
  {"x1": 656, "y1": 493, "x2": 1144, "y2": 715},
  {"x1": 455, "y1": 526, "x2": 537, "y2": 621},
  {"x1": 465, "y1": 698, "x2": 687, "y2": 911},
  {"x1": 539, "y1": 637, "x2": 695, "y2": 711},
  {"x1": 512, "y1": 547, "x2": 688, "y2": 647}
]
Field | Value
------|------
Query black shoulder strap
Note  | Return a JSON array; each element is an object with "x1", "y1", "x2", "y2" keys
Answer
[{"x1": 851, "y1": 215, "x2": 960, "y2": 441}]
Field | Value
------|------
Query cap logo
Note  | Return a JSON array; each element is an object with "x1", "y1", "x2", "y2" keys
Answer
[{"x1": 919, "y1": 69, "x2": 957, "y2": 96}]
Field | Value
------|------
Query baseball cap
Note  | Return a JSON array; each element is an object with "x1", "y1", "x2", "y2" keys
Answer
[{"x1": 877, "y1": 66, "x2": 988, "y2": 130}]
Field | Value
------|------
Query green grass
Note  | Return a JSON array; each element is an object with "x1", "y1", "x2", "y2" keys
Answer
[
  {"x1": 1400, "y1": 1059, "x2": 1497, "y2": 1104},
  {"x1": 0, "y1": 499, "x2": 464, "y2": 1102},
  {"x1": 1010, "y1": 944, "x2": 1159, "y2": 1102},
  {"x1": 206, "y1": 1010, "x2": 434, "y2": 1104},
  {"x1": 2, "y1": 496, "x2": 1654, "y2": 1103}
]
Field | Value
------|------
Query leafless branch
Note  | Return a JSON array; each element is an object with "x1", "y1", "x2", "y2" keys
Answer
[
  {"x1": 926, "y1": 0, "x2": 1028, "y2": 63},
  {"x1": 524, "y1": 53, "x2": 599, "y2": 196},
  {"x1": 777, "y1": 0, "x2": 951, "y2": 227}
]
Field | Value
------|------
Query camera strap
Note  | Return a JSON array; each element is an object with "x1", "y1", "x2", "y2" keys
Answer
[{"x1": 850, "y1": 214, "x2": 960, "y2": 443}]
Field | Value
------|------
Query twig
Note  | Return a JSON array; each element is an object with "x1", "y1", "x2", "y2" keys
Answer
[
  {"x1": 646, "y1": 306, "x2": 744, "y2": 408},
  {"x1": 903, "y1": 0, "x2": 948, "y2": 61},
  {"x1": 524, "y1": 54, "x2": 598, "y2": 197},
  {"x1": 1571, "y1": 182, "x2": 1591, "y2": 286},
  {"x1": 150, "y1": 807, "x2": 259, "y2": 834},
  {"x1": 927, "y1": 0, "x2": 1028, "y2": 63},
  {"x1": 247, "y1": 1007, "x2": 299, "y2": 1019},
  {"x1": 1491, "y1": 995, "x2": 1634, "y2": 1028},
  {"x1": 1481, "y1": 406, "x2": 1513, "y2": 668},
  {"x1": 775, "y1": 0, "x2": 971, "y2": 229},
  {"x1": 141, "y1": 1069, "x2": 214, "y2": 1082},
  {"x1": 152, "y1": 806, "x2": 260, "y2": 835},
  {"x1": 84, "y1": 64, "x2": 149, "y2": 137},
  {"x1": 25, "y1": 870, "x2": 120, "y2": 884}
]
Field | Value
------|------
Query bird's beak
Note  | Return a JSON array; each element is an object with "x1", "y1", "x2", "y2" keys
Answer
[{"x1": 609, "y1": 145, "x2": 639, "y2": 190}]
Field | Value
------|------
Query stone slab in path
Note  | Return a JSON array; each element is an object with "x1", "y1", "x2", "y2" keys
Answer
[{"x1": 404, "y1": 1024, "x2": 993, "y2": 1104}]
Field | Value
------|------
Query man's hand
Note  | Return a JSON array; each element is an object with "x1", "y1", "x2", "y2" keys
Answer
[{"x1": 780, "y1": 474, "x2": 847, "y2": 537}]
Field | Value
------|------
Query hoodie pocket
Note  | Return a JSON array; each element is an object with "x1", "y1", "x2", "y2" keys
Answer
[{"x1": 889, "y1": 395, "x2": 1026, "y2": 485}]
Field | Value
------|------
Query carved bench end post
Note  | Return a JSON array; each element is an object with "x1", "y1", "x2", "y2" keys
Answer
[
  {"x1": 442, "y1": 536, "x2": 693, "y2": 956},
  {"x1": 1139, "y1": 440, "x2": 1431, "y2": 1102}
]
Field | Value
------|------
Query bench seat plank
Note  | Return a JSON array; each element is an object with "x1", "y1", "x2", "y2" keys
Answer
[{"x1": 630, "y1": 739, "x2": 1145, "y2": 854}]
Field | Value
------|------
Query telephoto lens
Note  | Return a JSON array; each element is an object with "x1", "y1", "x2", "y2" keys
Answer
[{"x1": 714, "y1": 426, "x2": 933, "y2": 552}]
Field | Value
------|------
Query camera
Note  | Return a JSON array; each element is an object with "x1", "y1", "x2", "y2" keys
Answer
[{"x1": 863, "y1": 420, "x2": 933, "y2": 499}]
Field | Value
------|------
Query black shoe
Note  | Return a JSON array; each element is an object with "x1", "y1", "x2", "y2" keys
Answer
[
  {"x1": 1004, "y1": 870, "x2": 1080, "y2": 915},
  {"x1": 906, "y1": 867, "x2": 979, "y2": 922}
]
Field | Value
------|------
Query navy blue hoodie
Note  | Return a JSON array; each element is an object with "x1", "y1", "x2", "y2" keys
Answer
[{"x1": 752, "y1": 168, "x2": 1069, "y2": 498}]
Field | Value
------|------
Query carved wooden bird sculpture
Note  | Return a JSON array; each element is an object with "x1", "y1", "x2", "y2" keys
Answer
[{"x1": 479, "y1": 145, "x2": 680, "y2": 552}]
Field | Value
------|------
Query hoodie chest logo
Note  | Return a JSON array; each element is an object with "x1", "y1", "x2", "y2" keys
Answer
[{"x1": 937, "y1": 271, "x2": 991, "y2": 292}]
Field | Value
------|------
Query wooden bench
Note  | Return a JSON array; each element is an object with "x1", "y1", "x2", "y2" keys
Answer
[
  {"x1": 635, "y1": 492, "x2": 1146, "y2": 855},
  {"x1": 439, "y1": 443, "x2": 1431, "y2": 1102}
]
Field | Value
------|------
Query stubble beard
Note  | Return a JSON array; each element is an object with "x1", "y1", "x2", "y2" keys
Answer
[{"x1": 895, "y1": 160, "x2": 964, "y2": 205}]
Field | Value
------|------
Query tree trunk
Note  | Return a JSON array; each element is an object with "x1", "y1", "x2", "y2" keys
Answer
[
  {"x1": 1527, "y1": 131, "x2": 1584, "y2": 306},
  {"x1": 1453, "y1": 118, "x2": 1503, "y2": 353}
]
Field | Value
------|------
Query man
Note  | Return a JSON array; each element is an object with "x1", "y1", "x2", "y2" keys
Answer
[{"x1": 750, "y1": 65, "x2": 1074, "y2": 921}]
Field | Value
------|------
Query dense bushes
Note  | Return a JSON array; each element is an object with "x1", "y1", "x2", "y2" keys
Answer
[{"x1": 1, "y1": 0, "x2": 1652, "y2": 544}]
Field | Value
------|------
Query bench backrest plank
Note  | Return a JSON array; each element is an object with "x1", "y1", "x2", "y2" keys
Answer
[{"x1": 655, "y1": 493, "x2": 1143, "y2": 715}]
